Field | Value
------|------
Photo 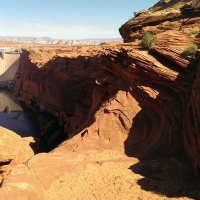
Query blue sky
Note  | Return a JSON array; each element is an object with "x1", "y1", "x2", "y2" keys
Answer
[{"x1": 0, "y1": 0, "x2": 158, "y2": 39}]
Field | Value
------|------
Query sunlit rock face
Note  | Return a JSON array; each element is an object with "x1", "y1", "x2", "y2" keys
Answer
[
  {"x1": 0, "y1": 126, "x2": 39, "y2": 181},
  {"x1": 119, "y1": 0, "x2": 200, "y2": 45}
]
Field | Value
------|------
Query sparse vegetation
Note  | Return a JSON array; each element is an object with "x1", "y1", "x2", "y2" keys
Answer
[
  {"x1": 183, "y1": 44, "x2": 198, "y2": 57},
  {"x1": 141, "y1": 32, "x2": 157, "y2": 50},
  {"x1": 188, "y1": 30, "x2": 199, "y2": 36}
]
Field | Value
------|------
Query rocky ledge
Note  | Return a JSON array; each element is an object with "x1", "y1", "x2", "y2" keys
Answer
[{"x1": 119, "y1": 0, "x2": 200, "y2": 45}]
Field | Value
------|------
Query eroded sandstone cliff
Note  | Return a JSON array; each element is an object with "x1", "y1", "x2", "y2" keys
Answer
[
  {"x1": 12, "y1": 45, "x2": 197, "y2": 159},
  {"x1": 119, "y1": 0, "x2": 200, "y2": 45}
]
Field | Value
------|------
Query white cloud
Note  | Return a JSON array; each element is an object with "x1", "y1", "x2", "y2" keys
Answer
[{"x1": 0, "y1": 22, "x2": 120, "y2": 39}]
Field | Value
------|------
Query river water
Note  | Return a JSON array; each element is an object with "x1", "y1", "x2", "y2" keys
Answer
[{"x1": 0, "y1": 88, "x2": 40, "y2": 138}]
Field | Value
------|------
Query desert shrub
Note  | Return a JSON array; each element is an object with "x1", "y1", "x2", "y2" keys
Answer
[
  {"x1": 183, "y1": 44, "x2": 198, "y2": 56},
  {"x1": 141, "y1": 32, "x2": 157, "y2": 50},
  {"x1": 188, "y1": 30, "x2": 198, "y2": 36}
]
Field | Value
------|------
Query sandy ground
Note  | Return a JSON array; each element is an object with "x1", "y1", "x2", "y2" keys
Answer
[{"x1": 44, "y1": 151, "x2": 200, "y2": 200}]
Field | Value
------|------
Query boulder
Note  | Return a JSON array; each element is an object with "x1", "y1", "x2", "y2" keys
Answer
[{"x1": 0, "y1": 126, "x2": 39, "y2": 180}]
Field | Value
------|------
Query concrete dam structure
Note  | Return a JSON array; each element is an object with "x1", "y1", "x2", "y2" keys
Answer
[
  {"x1": 0, "y1": 47, "x2": 21, "y2": 88},
  {"x1": 0, "y1": 89, "x2": 22, "y2": 112}
]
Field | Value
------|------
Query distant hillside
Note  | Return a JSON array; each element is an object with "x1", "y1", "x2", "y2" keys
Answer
[{"x1": 0, "y1": 36, "x2": 122, "y2": 45}]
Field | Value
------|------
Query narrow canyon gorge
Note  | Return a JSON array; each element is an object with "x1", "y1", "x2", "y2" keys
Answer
[{"x1": 1, "y1": 0, "x2": 200, "y2": 199}]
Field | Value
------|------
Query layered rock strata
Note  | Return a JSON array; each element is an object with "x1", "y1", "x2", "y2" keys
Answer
[{"x1": 119, "y1": 0, "x2": 200, "y2": 45}]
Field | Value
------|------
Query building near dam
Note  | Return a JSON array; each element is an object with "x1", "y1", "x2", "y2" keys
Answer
[{"x1": 0, "y1": 47, "x2": 21, "y2": 88}]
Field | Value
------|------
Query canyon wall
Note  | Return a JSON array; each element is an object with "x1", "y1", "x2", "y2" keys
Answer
[
  {"x1": 14, "y1": 47, "x2": 110, "y2": 148},
  {"x1": 12, "y1": 46, "x2": 198, "y2": 162},
  {"x1": 182, "y1": 57, "x2": 200, "y2": 173}
]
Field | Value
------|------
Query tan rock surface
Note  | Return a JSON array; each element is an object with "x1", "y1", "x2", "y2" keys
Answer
[
  {"x1": 0, "y1": 126, "x2": 24, "y2": 163},
  {"x1": 44, "y1": 154, "x2": 199, "y2": 200},
  {"x1": 0, "y1": 126, "x2": 39, "y2": 180},
  {"x1": 119, "y1": 0, "x2": 200, "y2": 46},
  {"x1": 0, "y1": 164, "x2": 44, "y2": 200},
  {"x1": 1, "y1": 150, "x2": 200, "y2": 199}
]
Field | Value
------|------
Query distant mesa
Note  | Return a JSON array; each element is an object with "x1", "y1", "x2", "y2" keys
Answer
[
  {"x1": 54, "y1": 41, "x2": 66, "y2": 46},
  {"x1": 0, "y1": 36, "x2": 123, "y2": 45}
]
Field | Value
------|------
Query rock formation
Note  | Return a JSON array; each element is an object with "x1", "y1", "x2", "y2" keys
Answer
[
  {"x1": 119, "y1": 0, "x2": 200, "y2": 174},
  {"x1": 119, "y1": 0, "x2": 199, "y2": 44},
  {"x1": 0, "y1": 126, "x2": 39, "y2": 181},
  {"x1": 1, "y1": 0, "x2": 200, "y2": 199}
]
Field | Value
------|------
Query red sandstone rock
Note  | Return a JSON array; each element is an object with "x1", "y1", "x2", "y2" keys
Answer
[{"x1": 119, "y1": 0, "x2": 200, "y2": 44}]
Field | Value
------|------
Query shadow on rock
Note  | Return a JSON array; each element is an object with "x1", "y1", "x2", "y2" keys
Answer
[
  {"x1": 123, "y1": 47, "x2": 199, "y2": 198},
  {"x1": 129, "y1": 156, "x2": 200, "y2": 199}
]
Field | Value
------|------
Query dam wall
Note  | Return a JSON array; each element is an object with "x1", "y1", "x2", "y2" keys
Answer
[{"x1": 0, "y1": 51, "x2": 20, "y2": 87}]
